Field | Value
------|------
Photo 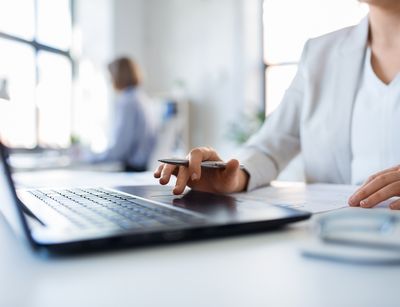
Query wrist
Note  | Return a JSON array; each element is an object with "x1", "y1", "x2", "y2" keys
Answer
[{"x1": 236, "y1": 169, "x2": 250, "y2": 192}]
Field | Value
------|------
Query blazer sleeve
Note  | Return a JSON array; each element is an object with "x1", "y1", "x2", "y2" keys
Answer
[{"x1": 237, "y1": 41, "x2": 309, "y2": 191}]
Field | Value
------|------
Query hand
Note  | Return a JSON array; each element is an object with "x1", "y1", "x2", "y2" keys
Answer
[
  {"x1": 153, "y1": 146, "x2": 249, "y2": 195},
  {"x1": 348, "y1": 165, "x2": 400, "y2": 209}
]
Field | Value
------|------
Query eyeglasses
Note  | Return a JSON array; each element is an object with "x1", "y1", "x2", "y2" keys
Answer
[
  {"x1": 315, "y1": 211, "x2": 400, "y2": 251},
  {"x1": 302, "y1": 210, "x2": 400, "y2": 265}
]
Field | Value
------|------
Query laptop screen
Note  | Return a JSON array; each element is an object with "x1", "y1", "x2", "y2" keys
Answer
[{"x1": 0, "y1": 143, "x2": 29, "y2": 239}]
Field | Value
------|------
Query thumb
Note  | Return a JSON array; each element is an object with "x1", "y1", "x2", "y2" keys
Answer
[{"x1": 222, "y1": 159, "x2": 240, "y2": 178}]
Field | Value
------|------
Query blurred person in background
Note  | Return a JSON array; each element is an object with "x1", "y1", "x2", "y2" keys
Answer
[
  {"x1": 154, "y1": 0, "x2": 400, "y2": 209},
  {"x1": 87, "y1": 57, "x2": 156, "y2": 172}
]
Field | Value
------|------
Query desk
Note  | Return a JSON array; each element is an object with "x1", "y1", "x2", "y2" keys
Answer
[{"x1": 1, "y1": 170, "x2": 399, "y2": 307}]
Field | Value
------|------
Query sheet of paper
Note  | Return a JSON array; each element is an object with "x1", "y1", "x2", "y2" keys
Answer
[{"x1": 234, "y1": 182, "x2": 359, "y2": 214}]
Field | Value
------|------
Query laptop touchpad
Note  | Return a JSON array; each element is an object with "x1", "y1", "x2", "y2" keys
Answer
[
  {"x1": 112, "y1": 185, "x2": 300, "y2": 223},
  {"x1": 113, "y1": 185, "x2": 238, "y2": 216}
]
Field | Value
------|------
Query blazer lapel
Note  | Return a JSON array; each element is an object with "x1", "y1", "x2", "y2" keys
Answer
[{"x1": 331, "y1": 16, "x2": 369, "y2": 183}]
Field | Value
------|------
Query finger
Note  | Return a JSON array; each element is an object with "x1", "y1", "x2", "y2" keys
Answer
[
  {"x1": 187, "y1": 146, "x2": 222, "y2": 161},
  {"x1": 348, "y1": 199, "x2": 360, "y2": 207},
  {"x1": 173, "y1": 166, "x2": 190, "y2": 195},
  {"x1": 359, "y1": 182, "x2": 400, "y2": 208},
  {"x1": 222, "y1": 159, "x2": 240, "y2": 178},
  {"x1": 351, "y1": 166, "x2": 400, "y2": 201},
  {"x1": 187, "y1": 148, "x2": 204, "y2": 181},
  {"x1": 360, "y1": 165, "x2": 400, "y2": 188},
  {"x1": 187, "y1": 147, "x2": 222, "y2": 181},
  {"x1": 389, "y1": 199, "x2": 400, "y2": 210},
  {"x1": 159, "y1": 164, "x2": 177, "y2": 185},
  {"x1": 349, "y1": 170, "x2": 400, "y2": 206},
  {"x1": 154, "y1": 164, "x2": 164, "y2": 178},
  {"x1": 172, "y1": 167, "x2": 179, "y2": 176}
]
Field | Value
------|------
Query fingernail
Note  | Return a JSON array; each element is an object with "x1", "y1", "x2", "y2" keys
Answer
[
  {"x1": 191, "y1": 173, "x2": 198, "y2": 181},
  {"x1": 360, "y1": 200, "x2": 368, "y2": 208}
]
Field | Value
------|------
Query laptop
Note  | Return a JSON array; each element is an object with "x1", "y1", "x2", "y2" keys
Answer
[{"x1": 0, "y1": 142, "x2": 311, "y2": 254}]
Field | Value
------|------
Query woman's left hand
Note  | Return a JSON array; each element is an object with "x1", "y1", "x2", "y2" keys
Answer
[{"x1": 348, "y1": 165, "x2": 400, "y2": 210}]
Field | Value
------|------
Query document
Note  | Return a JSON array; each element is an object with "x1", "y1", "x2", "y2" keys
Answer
[{"x1": 234, "y1": 182, "x2": 359, "y2": 214}]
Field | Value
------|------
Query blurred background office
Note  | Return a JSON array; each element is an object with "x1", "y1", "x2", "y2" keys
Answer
[{"x1": 0, "y1": 0, "x2": 368, "y2": 176}]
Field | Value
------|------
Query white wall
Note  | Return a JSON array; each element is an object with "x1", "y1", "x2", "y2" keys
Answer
[
  {"x1": 76, "y1": 0, "x2": 114, "y2": 67},
  {"x1": 74, "y1": 0, "x2": 114, "y2": 151},
  {"x1": 113, "y1": 0, "x2": 144, "y2": 66},
  {"x1": 112, "y1": 0, "x2": 264, "y2": 158}
]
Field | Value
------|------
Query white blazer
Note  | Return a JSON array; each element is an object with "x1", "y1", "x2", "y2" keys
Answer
[{"x1": 239, "y1": 17, "x2": 370, "y2": 190}]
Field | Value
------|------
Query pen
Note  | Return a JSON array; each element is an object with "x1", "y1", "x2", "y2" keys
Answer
[{"x1": 158, "y1": 158, "x2": 245, "y2": 170}]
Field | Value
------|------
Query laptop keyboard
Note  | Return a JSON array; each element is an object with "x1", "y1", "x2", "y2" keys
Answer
[{"x1": 28, "y1": 188, "x2": 205, "y2": 231}]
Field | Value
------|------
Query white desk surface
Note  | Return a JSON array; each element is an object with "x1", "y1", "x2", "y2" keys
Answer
[{"x1": 1, "y1": 170, "x2": 399, "y2": 307}]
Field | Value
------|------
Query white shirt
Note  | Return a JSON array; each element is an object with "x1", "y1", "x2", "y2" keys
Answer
[{"x1": 351, "y1": 47, "x2": 400, "y2": 185}]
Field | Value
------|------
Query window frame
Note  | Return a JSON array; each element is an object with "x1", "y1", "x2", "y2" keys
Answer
[
  {"x1": 0, "y1": 0, "x2": 75, "y2": 149},
  {"x1": 261, "y1": 0, "x2": 299, "y2": 115}
]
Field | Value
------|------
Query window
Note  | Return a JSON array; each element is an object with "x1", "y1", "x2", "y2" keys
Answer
[
  {"x1": 0, "y1": 0, "x2": 73, "y2": 148},
  {"x1": 262, "y1": 0, "x2": 369, "y2": 115},
  {"x1": 0, "y1": 0, "x2": 35, "y2": 40},
  {"x1": 37, "y1": 51, "x2": 72, "y2": 147},
  {"x1": 37, "y1": 0, "x2": 72, "y2": 51},
  {"x1": 0, "y1": 39, "x2": 36, "y2": 148}
]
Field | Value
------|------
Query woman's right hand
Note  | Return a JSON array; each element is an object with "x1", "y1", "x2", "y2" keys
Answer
[{"x1": 154, "y1": 147, "x2": 249, "y2": 195}]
